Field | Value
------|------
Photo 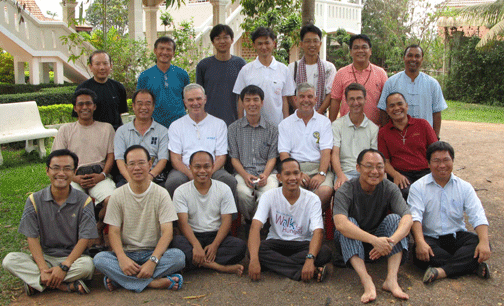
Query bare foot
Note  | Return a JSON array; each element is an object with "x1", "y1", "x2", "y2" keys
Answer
[
  {"x1": 105, "y1": 277, "x2": 117, "y2": 292},
  {"x1": 204, "y1": 262, "x2": 244, "y2": 276},
  {"x1": 382, "y1": 279, "x2": 409, "y2": 300},
  {"x1": 148, "y1": 275, "x2": 180, "y2": 290},
  {"x1": 360, "y1": 274, "x2": 376, "y2": 304}
]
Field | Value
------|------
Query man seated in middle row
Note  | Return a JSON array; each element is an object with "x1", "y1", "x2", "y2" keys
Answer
[
  {"x1": 164, "y1": 83, "x2": 237, "y2": 199},
  {"x1": 114, "y1": 89, "x2": 169, "y2": 187},
  {"x1": 278, "y1": 82, "x2": 334, "y2": 211},
  {"x1": 228, "y1": 85, "x2": 279, "y2": 223},
  {"x1": 171, "y1": 151, "x2": 247, "y2": 275},
  {"x1": 378, "y1": 92, "x2": 438, "y2": 199}
]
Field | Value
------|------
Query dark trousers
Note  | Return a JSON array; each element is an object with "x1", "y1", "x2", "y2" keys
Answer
[
  {"x1": 392, "y1": 169, "x2": 431, "y2": 200},
  {"x1": 258, "y1": 239, "x2": 332, "y2": 281},
  {"x1": 171, "y1": 232, "x2": 246, "y2": 270},
  {"x1": 413, "y1": 231, "x2": 481, "y2": 277}
]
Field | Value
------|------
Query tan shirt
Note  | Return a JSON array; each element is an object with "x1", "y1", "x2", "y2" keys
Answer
[
  {"x1": 104, "y1": 183, "x2": 178, "y2": 251},
  {"x1": 52, "y1": 121, "x2": 115, "y2": 169}
]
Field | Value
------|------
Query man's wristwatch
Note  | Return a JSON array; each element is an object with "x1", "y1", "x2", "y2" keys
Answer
[
  {"x1": 149, "y1": 256, "x2": 159, "y2": 265},
  {"x1": 318, "y1": 171, "x2": 327, "y2": 177},
  {"x1": 306, "y1": 253, "x2": 315, "y2": 260},
  {"x1": 59, "y1": 263, "x2": 70, "y2": 272}
]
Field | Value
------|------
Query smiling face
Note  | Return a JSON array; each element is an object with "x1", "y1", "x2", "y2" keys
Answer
[
  {"x1": 429, "y1": 150, "x2": 453, "y2": 185},
  {"x1": 300, "y1": 32, "x2": 322, "y2": 58},
  {"x1": 253, "y1": 36, "x2": 276, "y2": 58},
  {"x1": 403, "y1": 47, "x2": 423, "y2": 74},
  {"x1": 277, "y1": 160, "x2": 302, "y2": 193},
  {"x1": 89, "y1": 52, "x2": 112, "y2": 83},
  {"x1": 346, "y1": 89, "x2": 365, "y2": 115},
  {"x1": 212, "y1": 30, "x2": 233, "y2": 54},
  {"x1": 132, "y1": 92, "x2": 154, "y2": 121},
  {"x1": 125, "y1": 148, "x2": 152, "y2": 183},
  {"x1": 242, "y1": 93, "x2": 263, "y2": 117},
  {"x1": 47, "y1": 155, "x2": 75, "y2": 190},
  {"x1": 154, "y1": 41, "x2": 175, "y2": 65},
  {"x1": 357, "y1": 152, "x2": 385, "y2": 191},
  {"x1": 350, "y1": 38, "x2": 372, "y2": 66},
  {"x1": 184, "y1": 88, "x2": 207, "y2": 117},
  {"x1": 386, "y1": 93, "x2": 409, "y2": 122},
  {"x1": 296, "y1": 88, "x2": 316, "y2": 113},
  {"x1": 190, "y1": 152, "x2": 213, "y2": 185},
  {"x1": 74, "y1": 94, "x2": 96, "y2": 122}
]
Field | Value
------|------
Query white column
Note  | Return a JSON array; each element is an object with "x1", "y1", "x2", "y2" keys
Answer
[
  {"x1": 42, "y1": 63, "x2": 51, "y2": 84},
  {"x1": 320, "y1": 35, "x2": 327, "y2": 61},
  {"x1": 14, "y1": 59, "x2": 25, "y2": 84},
  {"x1": 53, "y1": 59, "x2": 64, "y2": 84},
  {"x1": 29, "y1": 57, "x2": 40, "y2": 85},
  {"x1": 60, "y1": 1, "x2": 78, "y2": 29},
  {"x1": 129, "y1": 0, "x2": 145, "y2": 41},
  {"x1": 144, "y1": 5, "x2": 160, "y2": 49},
  {"x1": 210, "y1": 0, "x2": 229, "y2": 26}
]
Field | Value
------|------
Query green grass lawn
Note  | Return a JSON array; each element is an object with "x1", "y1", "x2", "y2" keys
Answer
[{"x1": 443, "y1": 100, "x2": 504, "y2": 124}]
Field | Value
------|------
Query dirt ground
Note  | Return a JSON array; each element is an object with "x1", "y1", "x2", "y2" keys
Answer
[{"x1": 8, "y1": 120, "x2": 504, "y2": 306}]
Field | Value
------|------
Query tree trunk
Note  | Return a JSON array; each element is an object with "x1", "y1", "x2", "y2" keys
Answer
[{"x1": 302, "y1": 0, "x2": 315, "y2": 26}]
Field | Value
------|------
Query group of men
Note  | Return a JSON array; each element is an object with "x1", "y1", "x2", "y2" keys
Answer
[{"x1": 2, "y1": 22, "x2": 491, "y2": 304}]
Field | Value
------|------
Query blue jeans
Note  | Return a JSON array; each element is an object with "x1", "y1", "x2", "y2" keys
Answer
[{"x1": 94, "y1": 249, "x2": 185, "y2": 292}]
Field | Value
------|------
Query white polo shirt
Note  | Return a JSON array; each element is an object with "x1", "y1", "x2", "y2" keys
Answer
[
  {"x1": 168, "y1": 114, "x2": 228, "y2": 167},
  {"x1": 278, "y1": 110, "x2": 333, "y2": 163},
  {"x1": 332, "y1": 114, "x2": 378, "y2": 173},
  {"x1": 233, "y1": 57, "x2": 296, "y2": 126},
  {"x1": 287, "y1": 60, "x2": 337, "y2": 96}
]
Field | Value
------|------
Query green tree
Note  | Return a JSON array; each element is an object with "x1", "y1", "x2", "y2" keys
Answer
[
  {"x1": 326, "y1": 29, "x2": 352, "y2": 69},
  {"x1": 239, "y1": 0, "x2": 302, "y2": 63},
  {"x1": 86, "y1": 0, "x2": 129, "y2": 36},
  {"x1": 0, "y1": 48, "x2": 14, "y2": 84},
  {"x1": 454, "y1": 0, "x2": 504, "y2": 49}
]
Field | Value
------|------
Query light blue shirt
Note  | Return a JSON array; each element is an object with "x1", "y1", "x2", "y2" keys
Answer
[
  {"x1": 377, "y1": 71, "x2": 447, "y2": 127},
  {"x1": 408, "y1": 173, "x2": 489, "y2": 239},
  {"x1": 114, "y1": 119, "x2": 169, "y2": 168}
]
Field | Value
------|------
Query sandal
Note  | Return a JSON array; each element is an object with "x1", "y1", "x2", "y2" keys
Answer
[
  {"x1": 316, "y1": 265, "x2": 328, "y2": 283},
  {"x1": 24, "y1": 282, "x2": 36, "y2": 296},
  {"x1": 103, "y1": 276, "x2": 119, "y2": 292},
  {"x1": 423, "y1": 267, "x2": 439, "y2": 284},
  {"x1": 167, "y1": 274, "x2": 183, "y2": 291},
  {"x1": 477, "y1": 262, "x2": 491, "y2": 279},
  {"x1": 67, "y1": 279, "x2": 90, "y2": 294}
]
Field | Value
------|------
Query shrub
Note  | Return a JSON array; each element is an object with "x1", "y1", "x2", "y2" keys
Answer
[
  {"x1": 38, "y1": 104, "x2": 75, "y2": 125},
  {"x1": 0, "y1": 83, "x2": 75, "y2": 95},
  {"x1": 0, "y1": 86, "x2": 76, "y2": 106}
]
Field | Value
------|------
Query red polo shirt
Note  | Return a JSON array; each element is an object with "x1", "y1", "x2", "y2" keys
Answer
[{"x1": 378, "y1": 116, "x2": 437, "y2": 172}]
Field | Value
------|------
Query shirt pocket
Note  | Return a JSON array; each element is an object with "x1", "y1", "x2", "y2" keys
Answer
[
  {"x1": 447, "y1": 198, "x2": 464, "y2": 220},
  {"x1": 272, "y1": 79, "x2": 285, "y2": 96},
  {"x1": 259, "y1": 142, "x2": 271, "y2": 160}
]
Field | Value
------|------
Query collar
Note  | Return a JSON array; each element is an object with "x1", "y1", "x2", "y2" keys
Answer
[
  {"x1": 351, "y1": 62, "x2": 372, "y2": 72},
  {"x1": 252, "y1": 56, "x2": 278, "y2": 70},
  {"x1": 294, "y1": 109, "x2": 316, "y2": 122},
  {"x1": 426, "y1": 172, "x2": 455, "y2": 187},
  {"x1": 240, "y1": 116, "x2": 267, "y2": 128},
  {"x1": 344, "y1": 113, "x2": 369, "y2": 128},
  {"x1": 42, "y1": 185, "x2": 79, "y2": 205},
  {"x1": 387, "y1": 115, "x2": 416, "y2": 130},
  {"x1": 130, "y1": 119, "x2": 156, "y2": 133},
  {"x1": 187, "y1": 113, "x2": 209, "y2": 126}
]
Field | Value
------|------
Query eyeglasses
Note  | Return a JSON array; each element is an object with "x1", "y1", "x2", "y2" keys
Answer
[
  {"x1": 347, "y1": 97, "x2": 365, "y2": 103},
  {"x1": 430, "y1": 158, "x2": 452, "y2": 165},
  {"x1": 75, "y1": 101, "x2": 94, "y2": 107},
  {"x1": 359, "y1": 164, "x2": 385, "y2": 171},
  {"x1": 191, "y1": 164, "x2": 212, "y2": 170},
  {"x1": 134, "y1": 101, "x2": 153, "y2": 107},
  {"x1": 352, "y1": 45, "x2": 370, "y2": 51},
  {"x1": 214, "y1": 35, "x2": 232, "y2": 42},
  {"x1": 126, "y1": 160, "x2": 148, "y2": 167},
  {"x1": 49, "y1": 166, "x2": 75, "y2": 173},
  {"x1": 302, "y1": 39, "x2": 321, "y2": 45}
]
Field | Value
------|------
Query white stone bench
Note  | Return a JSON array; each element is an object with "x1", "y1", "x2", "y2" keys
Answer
[{"x1": 0, "y1": 101, "x2": 58, "y2": 165}]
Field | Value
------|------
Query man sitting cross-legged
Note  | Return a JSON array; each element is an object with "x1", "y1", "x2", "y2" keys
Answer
[
  {"x1": 171, "y1": 151, "x2": 247, "y2": 275},
  {"x1": 333, "y1": 149, "x2": 412, "y2": 303},
  {"x1": 408, "y1": 141, "x2": 491, "y2": 283},
  {"x1": 248, "y1": 158, "x2": 332, "y2": 282},
  {"x1": 3, "y1": 149, "x2": 97, "y2": 296},
  {"x1": 93, "y1": 145, "x2": 185, "y2": 292}
]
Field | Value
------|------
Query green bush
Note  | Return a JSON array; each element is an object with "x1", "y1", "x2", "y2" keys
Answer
[
  {"x1": 445, "y1": 36, "x2": 504, "y2": 106},
  {"x1": 38, "y1": 104, "x2": 75, "y2": 125},
  {"x1": 0, "y1": 83, "x2": 75, "y2": 95},
  {"x1": 0, "y1": 49, "x2": 14, "y2": 84},
  {"x1": 0, "y1": 86, "x2": 76, "y2": 106}
]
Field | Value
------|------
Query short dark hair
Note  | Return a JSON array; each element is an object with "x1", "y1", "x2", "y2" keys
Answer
[
  {"x1": 154, "y1": 36, "x2": 176, "y2": 52},
  {"x1": 72, "y1": 88, "x2": 97, "y2": 106},
  {"x1": 344, "y1": 83, "x2": 367, "y2": 99},
  {"x1": 277, "y1": 157, "x2": 300, "y2": 173},
  {"x1": 132, "y1": 89, "x2": 156, "y2": 105},
  {"x1": 251, "y1": 27, "x2": 276, "y2": 43},
  {"x1": 88, "y1": 50, "x2": 111, "y2": 65},
  {"x1": 210, "y1": 24, "x2": 234, "y2": 42},
  {"x1": 404, "y1": 44, "x2": 424, "y2": 57},
  {"x1": 240, "y1": 85, "x2": 264, "y2": 101},
  {"x1": 124, "y1": 145, "x2": 151, "y2": 163},
  {"x1": 426, "y1": 141, "x2": 455, "y2": 162},
  {"x1": 189, "y1": 151, "x2": 214, "y2": 165},
  {"x1": 349, "y1": 34, "x2": 372, "y2": 49},
  {"x1": 356, "y1": 149, "x2": 385, "y2": 165},
  {"x1": 300, "y1": 24, "x2": 322, "y2": 40},
  {"x1": 385, "y1": 92, "x2": 407, "y2": 107},
  {"x1": 47, "y1": 149, "x2": 79, "y2": 169}
]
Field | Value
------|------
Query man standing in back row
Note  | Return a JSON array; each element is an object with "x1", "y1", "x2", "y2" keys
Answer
[{"x1": 137, "y1": 37, "x2": 190, "y2": 129}]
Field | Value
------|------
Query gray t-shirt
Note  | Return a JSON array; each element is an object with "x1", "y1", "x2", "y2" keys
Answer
[
  {"x1": 333, "y1": 178, "x2": 410, "y2": 233},
  {"x1": 173, "y1": 180, "x2": 237, "y2": 233},
  {"x1": 18, "y1": 186, "x2": 98, "y2": 257},
  {"x1": 196, "y1": 55, "x2": 247, "y2": 126}
]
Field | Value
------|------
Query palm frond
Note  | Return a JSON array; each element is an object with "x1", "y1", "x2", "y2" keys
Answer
[
  {"x1": 477, "y1": 18, "x2": 504, "y2": 47},
  {"x1": 454, "y1": 0, "x2": 504, "y2": 25}
]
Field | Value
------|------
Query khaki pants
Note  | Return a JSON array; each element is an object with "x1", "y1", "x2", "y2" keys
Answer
[
  {"x1": 2, "y1": 252, "x2": 94, "y2": 292},
  {"x1": 235, "y1": 174, "x2": 278, "y2": 220},
  {"x1": 299, "y1": 162, "x2": 334, "y2": 188}
]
